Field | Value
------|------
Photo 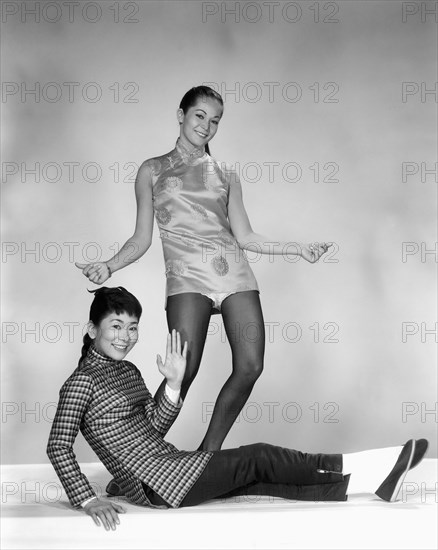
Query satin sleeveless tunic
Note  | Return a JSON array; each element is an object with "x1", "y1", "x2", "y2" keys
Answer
[{"x1": 146, "y1": 140, "x2": 259, "y2": 310}]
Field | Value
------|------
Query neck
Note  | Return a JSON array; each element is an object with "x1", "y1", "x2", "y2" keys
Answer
[
  {"x1": 176, "y1": 136, "x2": 205, "y2": 158},
  {"x1": 89, "y1": 343, "x2": 119, "y2": 365}
]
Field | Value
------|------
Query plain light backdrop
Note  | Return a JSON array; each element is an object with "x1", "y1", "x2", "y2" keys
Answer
[{"x1": 2, "y1": 0, "x2": 437, "y2": 464}]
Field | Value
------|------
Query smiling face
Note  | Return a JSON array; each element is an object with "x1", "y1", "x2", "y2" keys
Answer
[
  {"x1": 88, "y1": 311, "x2": 139, "y2": 361},
  {"x1": 177, "y1": 96, "x2": 223, "y2": 150}
]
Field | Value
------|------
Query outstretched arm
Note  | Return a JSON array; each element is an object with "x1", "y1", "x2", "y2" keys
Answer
[
  {"x1": 75, "y1": 160, "x2": 155, "y2": 284},
  {"x1": 227, "y1": 169, "x2": 331, "y2": 263}
]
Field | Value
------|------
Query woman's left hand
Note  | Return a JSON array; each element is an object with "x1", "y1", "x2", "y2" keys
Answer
[
  {"x1": 300, "y1": 242, "x2": 332, "y2": 263},
  {"x1": 156, "y1": 330, "x2": 188, "y2": 390}
]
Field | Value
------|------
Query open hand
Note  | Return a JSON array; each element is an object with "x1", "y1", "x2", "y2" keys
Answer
[
  {"x1": 156, "y1": 330, "x2": 188, "y2": 390},
  {"x1": 75, "y1": 261, "x2": 111, "y2": 285},
  {"x1": 301, "y1": 242, "x2": 332, "y2": 263},
  {"x1": 83, "y1": 497, "x2": 126, "y2": 531}
]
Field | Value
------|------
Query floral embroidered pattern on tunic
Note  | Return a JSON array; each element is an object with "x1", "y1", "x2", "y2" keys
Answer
[
  {"x1": 156, "y1": 207, "x2": 171, "y2": 226},
  {"x1": 211, "y1": 256, "x2": 229, "y2": 276},
  {"x1": 163, "y1": 176, "x2": 183, "y2": 192},
  {"x1": 190, "y1": 203, "x2": 208, "y2": 221},
  {"x1": 165, "y1": 259, "x2": 188, "y2": 277},
  {"x1": 217, "y1": 229, "x2": 237, "y2": 246},
  {"x1": 146, "y1": 158, "x2": 162, "y2": 175}
]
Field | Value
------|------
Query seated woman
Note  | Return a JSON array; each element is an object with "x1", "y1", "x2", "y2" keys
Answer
[{"x1": 47, "y1": 287, "x2": 428, "y2": 531}]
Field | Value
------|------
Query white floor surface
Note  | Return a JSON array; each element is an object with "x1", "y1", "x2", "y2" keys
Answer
[{"x1": 1, "y1": 458, "x2": 437, "y2": 549}]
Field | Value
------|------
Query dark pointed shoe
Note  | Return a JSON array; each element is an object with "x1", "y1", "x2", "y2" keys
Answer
[{"x1": 375, "y1": 439, "x2": 416, "y2": 502}]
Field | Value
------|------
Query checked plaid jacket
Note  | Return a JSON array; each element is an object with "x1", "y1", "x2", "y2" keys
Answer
[{"x1": 47, "y1": 345, "x2": 213, "y2": 508}]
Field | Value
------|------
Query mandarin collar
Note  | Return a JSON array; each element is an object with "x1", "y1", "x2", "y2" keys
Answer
[
  {"x1": 88, "y1": 344, "x2": 120, "y2": 367},
  {"x1": 175, "y1": 138, "x2": 206, "y2": 163}
]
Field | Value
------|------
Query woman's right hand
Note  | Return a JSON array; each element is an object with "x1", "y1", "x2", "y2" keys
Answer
[
  {"x1": 83, "y1": 497, "x2": 126, "y2": 530},
  {"x1": 156, "y1": 330, "x2": 188, "y2": 391},
  {"x1": 75, "y1": 262, "x2": 111, "y2": 285}
]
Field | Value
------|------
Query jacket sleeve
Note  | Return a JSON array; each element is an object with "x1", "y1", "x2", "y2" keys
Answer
[
  {"x1": 135, "y1": 368, "x2": 182, "y2": 436},
  {"x1": 144, "y1": 389, "x2": 183, "y2": 436},
  {"x1": 126, "y1": 362, "x2": 182, "y2": 437},
  {"x1": 46, "y1": 373, "x2": 96, "y2": 508}
]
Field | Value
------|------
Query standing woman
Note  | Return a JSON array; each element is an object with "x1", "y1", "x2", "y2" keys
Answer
[{"x1": 76, "y1": 85, "x2": 331, "y2": 451}]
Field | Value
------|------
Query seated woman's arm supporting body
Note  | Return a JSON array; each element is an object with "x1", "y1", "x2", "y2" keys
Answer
[
  {"x1": 46, "y1": 373, "x2": 96, "y2": 506},
  {"x1": 46, "y1": 372, "x2": 127, "y2": 530}
]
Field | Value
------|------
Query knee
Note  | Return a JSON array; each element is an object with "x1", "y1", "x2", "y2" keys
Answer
[
  {"x1": 251, "y1": 360, "x2": 264, "y2": 381},
  {"x1": 181, "y1": 356, "x2": 202, "y2": 390},
  {"x1": 249, "y1": 442, "x2": 271, "y2": 454},
  {"x1": 240, "y1": 443, "x2": 273, "y2": 462},
  {"x1": 235, "y1": 358, "x2": 264, "y2": 383}
]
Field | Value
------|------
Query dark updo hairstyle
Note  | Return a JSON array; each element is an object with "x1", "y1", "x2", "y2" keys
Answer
[
  {"x1": 78, "y1": 287, "x2": 142, "y2": 366},
  {"x1": 179, "y1": 85, "x2": 224, "y2": 156}
]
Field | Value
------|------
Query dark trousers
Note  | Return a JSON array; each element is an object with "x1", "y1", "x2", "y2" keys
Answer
[{"x1": 144, "y1": 443, "x2": 350, "y2": 507}]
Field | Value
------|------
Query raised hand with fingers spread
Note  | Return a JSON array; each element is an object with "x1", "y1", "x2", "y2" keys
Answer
[{"x1": 156, "y1": 330, "x2": 188, "y2": 391}]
